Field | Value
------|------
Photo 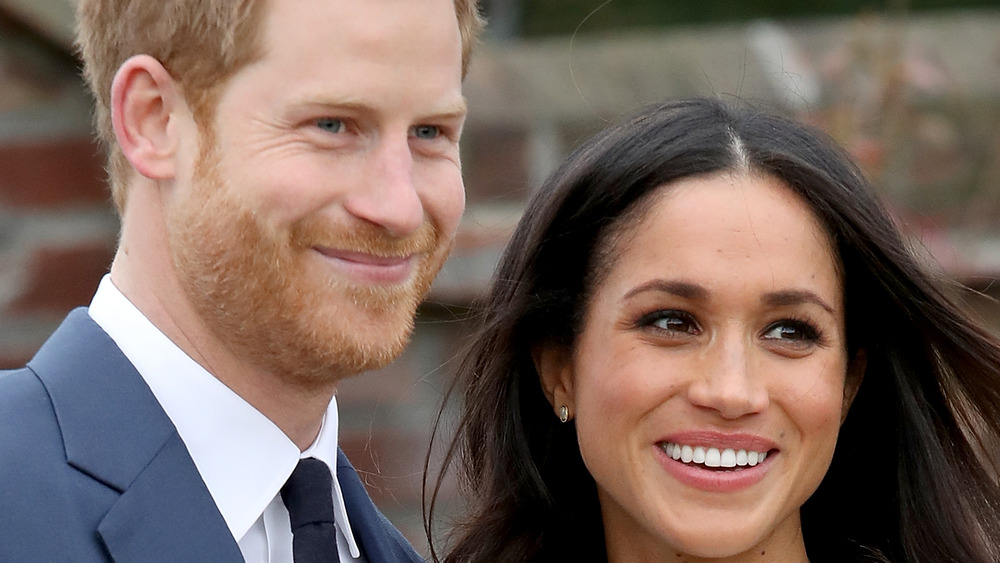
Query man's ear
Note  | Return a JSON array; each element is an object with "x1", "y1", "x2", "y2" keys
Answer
[
  {"x1": 532, "y1": 344, "x2": 575, "y2": 420},
  {"x1": 841, "y1": 349, "x2": 867, "y2": 424},
  {"x1": 110, "y1": 54, "x2": 184, "y2": 181}
]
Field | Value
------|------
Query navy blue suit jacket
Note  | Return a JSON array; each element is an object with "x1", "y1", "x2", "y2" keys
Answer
[{"x1": 0, "y1": 309, "x2": 423, "y2": 562}]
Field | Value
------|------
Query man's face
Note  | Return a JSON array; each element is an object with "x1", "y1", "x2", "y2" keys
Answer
[{"x1": 166, "y1": 0, "x2": 466, "y2": 385}]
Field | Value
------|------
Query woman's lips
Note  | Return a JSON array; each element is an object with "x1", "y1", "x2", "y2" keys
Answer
[
  {"x1": 312, "y1": 246, "x2": 417, "y2": 285},
  {"x1": 655, "y1": 431, "x2": 779, "y2": 493}
]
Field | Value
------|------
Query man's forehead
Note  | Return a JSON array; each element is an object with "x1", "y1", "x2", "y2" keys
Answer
[
  {"x1": 253, "y1": 0, "x2": 463, "y2": 78},
  {"x1": 259, "y1": 0, "x2": 460, "y2": 41}
]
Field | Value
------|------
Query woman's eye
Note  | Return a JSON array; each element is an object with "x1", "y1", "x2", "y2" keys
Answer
[
  {"x1": 316, "y1": 118, "x2": 345, "y2": 133},
  {"x1": 762, "y1": 320, "x2": 820, "y2": 343},
  {"x1": 412, "y1": 125, "x2": 441, "y2": 140},
  {"x1": 640, "y1": 310, "x2": 700, "y2": 335}
]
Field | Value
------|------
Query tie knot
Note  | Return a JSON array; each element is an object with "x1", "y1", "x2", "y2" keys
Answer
[{"x1": 281, "y1": 457, "x2": 336, "y2": 529}]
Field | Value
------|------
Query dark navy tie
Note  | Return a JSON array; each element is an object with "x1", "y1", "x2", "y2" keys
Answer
[{"x1": 281, "y1": 458, "x2": 339, "y2": 562}]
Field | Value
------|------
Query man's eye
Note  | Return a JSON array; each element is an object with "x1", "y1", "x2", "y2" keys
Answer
[
  {"x1": 412, "y1": 125, "x2": 441, "y2": 140},
  {"x1": 316, "y1": 118, "x2": 345, "y2": 133}
]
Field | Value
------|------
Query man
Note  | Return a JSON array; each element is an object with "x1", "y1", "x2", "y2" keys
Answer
[{"x1": 0, "y1": 0, "x2": 482, "y2": 561}]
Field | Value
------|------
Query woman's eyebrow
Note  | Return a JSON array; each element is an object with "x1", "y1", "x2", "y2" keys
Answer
[
  {"x1": 761, "y1": 289, "x2": 835, "y2": 314},
  {"x1": 621, "y1": 279, "x2": 707, "y2": 302},
  {"x1": 621, "y1": 281, "x2": 835, "y2": 314}
]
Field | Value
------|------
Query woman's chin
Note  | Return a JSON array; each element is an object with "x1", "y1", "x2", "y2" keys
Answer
[{"x1": 668, "y1": 531, "x2": 764, "y2": 560}]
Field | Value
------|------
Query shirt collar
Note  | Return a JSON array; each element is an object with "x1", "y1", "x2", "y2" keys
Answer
[{"x1": 88, "y1": 275, "x2": 362, "y2": 558}]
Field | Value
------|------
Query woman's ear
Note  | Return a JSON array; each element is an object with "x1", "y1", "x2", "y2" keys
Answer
[
  {"x1": 841, "y1": 349, "x2": 867, "y2": 424},
  {"x1": 532, "y1": 344, "x2": 575, "y2": 420},
  {"x1": 110, "y1": 54, "x2": 184, "y2": 181}
]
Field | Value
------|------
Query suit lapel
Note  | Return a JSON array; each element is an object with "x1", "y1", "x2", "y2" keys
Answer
[
  {"x1": 29, "y1": 309, "x2": 242, "y2": 562},
  {"x1": 98, "y1": 432, "x2": 242, "y2": 562},
  {"x1": 336, "y1": 449, "x2": 424, "y2": 563}
]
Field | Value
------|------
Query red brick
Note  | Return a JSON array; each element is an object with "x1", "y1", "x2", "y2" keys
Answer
[
  {"x1": 462, "y1": 125, "x2": 530, "y2": 203},
  {"x1": 8, "y1": 243, "x2": 114, "y2": 316},
  {"x1": 0, "y1": 138, "x2": 108, "y2": 209}
]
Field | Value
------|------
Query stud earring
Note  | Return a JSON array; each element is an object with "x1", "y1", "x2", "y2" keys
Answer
[{"x1": 558, "y1": 405, "x2": 569, "y2": 423}]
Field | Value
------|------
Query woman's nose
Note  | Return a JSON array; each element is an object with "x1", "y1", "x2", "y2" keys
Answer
[{"x1": 685, "y1": 336, "x2": 769, "y2": 420}]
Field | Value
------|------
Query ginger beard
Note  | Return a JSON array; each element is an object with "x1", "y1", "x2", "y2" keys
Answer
[{"x1": 166, "y1": 144, "x2": 447, "y2": 387}]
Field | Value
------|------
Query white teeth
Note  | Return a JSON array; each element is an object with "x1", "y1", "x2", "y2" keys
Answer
[
  {"x1": 704, "y1": 448, "x2": 721, "y2": 467},
  {"x1": 736, "y1": 449, "x2": 748, "y2": 466},
  {"x1": 662, "y1": 442, "x2": 770, "y2": 469},
  {"x1": 720, "y1": 448, "x2": 737, "y2": 468}
]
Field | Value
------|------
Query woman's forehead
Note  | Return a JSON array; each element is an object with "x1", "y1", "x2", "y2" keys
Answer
[{"x1": 593, "y1": 172, "x2": 842, "y2": 304}]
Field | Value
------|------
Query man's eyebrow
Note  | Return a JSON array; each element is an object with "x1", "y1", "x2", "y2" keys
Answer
[
  {"x1": 761, "y1": 289, "x2": 835, "y2": 314},
  {"x1": 291, "y1": 95, "x2": 368, "y2": 111},
  {"x1": 291, "y1": 96, "x2": 468, "y2": 119},
  {"x1": 621, "y1": 279, "x2": 708, "y2": 302},
  {"x1": 424, "y1": 97, "x2": 468, "y2": 119}
]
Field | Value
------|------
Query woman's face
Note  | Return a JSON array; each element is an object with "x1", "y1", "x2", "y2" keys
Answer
[{"x1": 540, "y1": 172, "x2": 858, "y2": 561}]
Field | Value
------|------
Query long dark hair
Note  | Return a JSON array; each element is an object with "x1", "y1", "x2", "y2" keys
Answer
[{"x1": 425, "y1": 97, "x2": 1000, "y2": 562}]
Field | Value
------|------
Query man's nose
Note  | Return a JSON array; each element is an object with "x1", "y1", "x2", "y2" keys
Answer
[
  {"x1": 685, "y1": 335, "x2": 769, "y2": 420},
  {"x1": 342, "y1": 136, "x2": 424, "y2": 236}
]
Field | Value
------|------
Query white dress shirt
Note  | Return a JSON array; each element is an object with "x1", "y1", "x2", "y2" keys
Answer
[{"x1": 88, "y1": 276, "x2": 366, "y2": 563}]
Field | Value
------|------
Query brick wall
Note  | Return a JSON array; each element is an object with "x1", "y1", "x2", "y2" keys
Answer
[
  {"x1": 0, "y1": 11, "x2": 116, "y2": 368},
  {"x1": 0, "y1": 137, "x2": 119, "y2": 368}
]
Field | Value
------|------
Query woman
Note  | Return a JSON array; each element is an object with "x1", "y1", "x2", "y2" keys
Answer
[{"x1": 426, "y1": 97, "x2": 1000, "y2": 561}]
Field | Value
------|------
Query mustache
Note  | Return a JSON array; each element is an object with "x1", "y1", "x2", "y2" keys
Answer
[{"x1": 289, "y1": 215, "x2": 439, "y2": 257}]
